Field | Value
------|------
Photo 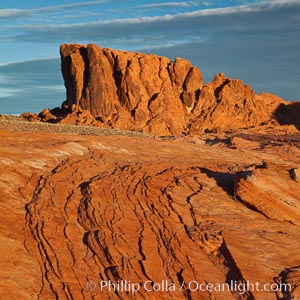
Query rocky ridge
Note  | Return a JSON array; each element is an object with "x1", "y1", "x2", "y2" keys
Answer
[{"x1": 21, "y1": 44, "x2": 300, "y2": 135}]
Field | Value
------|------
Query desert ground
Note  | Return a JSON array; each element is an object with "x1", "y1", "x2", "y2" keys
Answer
[{"x1": 0, "y1": 115, "x2": 299, "y2": 299}]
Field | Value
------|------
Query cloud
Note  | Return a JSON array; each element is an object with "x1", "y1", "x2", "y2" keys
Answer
[
  {"x1": 0, "y1": 57, "x2": 58, "y2": 68},
  {"x1": 6, "y1": 0, "x2": 297, "y2": 47},
  {"x1": 0, "y1": 87, "x2": 17, "y2": 98},
  {"x1": 5, "y1": 3, "x2": 300, "y2": 60},
  {"x1": 33, "y1": 0, "x2": 110, "y2": 12},
  {"x1": 138, "y1": 1, "x2": 200, "y2": 9},
  {"x1": 0, "y1": 1, "x2": 109, "y2": 19},
  {"x1": 0, "y1": 9, "x2": 25, "y2": 18},
  {"x1": 263, "y1": 0, "x2": 300, "y2": 7},
  {"x1": 0, "y1": 58, "x2": 64, "y2": 114},
  {"x1": 9, "y1": 0, "x2": 299, "y2": 33}
]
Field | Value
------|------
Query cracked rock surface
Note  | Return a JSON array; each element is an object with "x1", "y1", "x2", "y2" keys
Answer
[{"x1": 0, "y1": 125, "x2": 300, "y2": 299}]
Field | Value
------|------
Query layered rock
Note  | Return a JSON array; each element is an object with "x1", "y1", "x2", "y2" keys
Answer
[
  {"x1": 1, "y1": 125, "x2": 300, "y2": 299},
  {"x1": 234, "y1": 165, "x2": 300, "y2": 225}
]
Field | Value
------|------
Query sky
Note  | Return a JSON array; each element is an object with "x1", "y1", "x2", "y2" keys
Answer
[{"x1": 0, "y1": 0, "x2": 299, "y2": 114}]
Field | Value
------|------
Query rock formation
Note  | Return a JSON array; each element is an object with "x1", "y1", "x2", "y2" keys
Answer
[
  {"x1": 59, "y1": 43, "x2": 204, "y2": 135},
  {"x1": 188, "y1": 75, "x2": 287, "y2": 133},
  {"x1": 21, "y1": 44, "x2": 300, "y2": 135}
]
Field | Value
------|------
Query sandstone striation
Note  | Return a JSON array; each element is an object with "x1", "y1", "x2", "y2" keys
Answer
[
  {"x1": 0, "y1": 122, "x2": 300, "y2": 299},
  {"x1": 234, "y1": 166, "x2": 300, "y2": 225}
]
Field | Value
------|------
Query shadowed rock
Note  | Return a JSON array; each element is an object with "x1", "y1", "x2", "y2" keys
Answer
[{"x1": 274, "y1": 101, "x2": 300, "y2": 130}]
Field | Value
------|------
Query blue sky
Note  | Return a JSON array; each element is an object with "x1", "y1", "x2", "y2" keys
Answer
[{"x1": 0, "y1": 0, "x2": 299, "y2": 114}]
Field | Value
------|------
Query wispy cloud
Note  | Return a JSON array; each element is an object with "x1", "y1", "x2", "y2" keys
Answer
[
  {"x1": 0, "y1": 88, "x2": 18, "y2": 98},
  {"x1": 33, "y1": 0, "x2": 110, "y2": 12},
  {"x1": 0, "y1": 1, "x2": 109, "y2": 19},
  {"x1": 10, "y1": 0, "x2": 299, "y2": 31},
  {"x1": 149, "y1": 0, "x2": 300, "y2": 16},
  {"x1": 0, "y1": 57, "x2": 58, "y2": 67},
  {"x1": 0, "y1": 9, "x2": 25, "y2": 18},
  {"x1": 138, "y1": 1, "x2": 201, "y2": 8},
  {"x1": 263, "y1": 0, "x2": 300, "y2": 7},
  {"x1": 0, "y1": 58, "x2": 64, "y2": 113}
]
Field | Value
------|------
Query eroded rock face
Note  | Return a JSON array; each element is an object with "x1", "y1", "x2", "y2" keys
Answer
[
  {"x1": 58, "y1": 44, "x2": 299, "y2": 135},
  {"x1": 1, "y1": 125, "x2": 300, "y2": 299},
  {"x1": 234, "y1": 166, "x2": 300, "y2": 225},
  {"x1": 60, "y1": 44, "x2": 204, "y2": 135},
  {"x1": 189, "y1": 74, "x2": 286, "y2": 133},
  {"x1": 20, "y1": 44, "x2": 300, "y2": 135}
]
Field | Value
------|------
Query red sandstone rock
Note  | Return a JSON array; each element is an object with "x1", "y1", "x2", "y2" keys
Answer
[
  {"x1": 189, "y1": 74, "x2": 288, "y2": 133},
  {"x1": 20, "y1": 111, "x2": 40, "y2": 122},
  {"x1": 22, "y1": 44, "x2": 300, "y2": 135},
  {"x1": 60, "y1": 44, "x2": 204, "y2": 135},
  {"x1": 57, "y1": 108, "x2": 100, "y2": 126},
  {"x1": 58, "y1": 44, "x2": 300, "y2": 135},
  {"x1": 0, "y1": 124, "x2": 300, "y2": 299}
]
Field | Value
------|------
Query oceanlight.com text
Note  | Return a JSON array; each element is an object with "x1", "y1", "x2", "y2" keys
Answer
[{"x1": 86, "y1": 279, "x2": 292, "y2": 295}]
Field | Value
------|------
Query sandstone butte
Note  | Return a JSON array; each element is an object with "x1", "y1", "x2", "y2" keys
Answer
[
  {"x1": 0, "y1": 44, "x2": 299, "y2": 300},
  {"x1": 21, "y1": 44, "x2": 300, "y2": 135}
]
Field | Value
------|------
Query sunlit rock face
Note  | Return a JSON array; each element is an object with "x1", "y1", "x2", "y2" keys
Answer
[
  {"x1": 60, "y1": 43, "x2": 203, "y2": 135},
  {"x1": 59, "y1": 44, "x2": 298, "y2": 135},
  {"x1": 0, "y1": 125, "x2": 300, "y2": 299}
]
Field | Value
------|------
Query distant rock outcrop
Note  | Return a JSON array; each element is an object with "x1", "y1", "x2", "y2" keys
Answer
[
  {"x1": 21, "y1": 44, "x2": 300, "y2": 135},
  {"x1": 189, "y1": 74, "x2": 287, "y2": 133}
]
